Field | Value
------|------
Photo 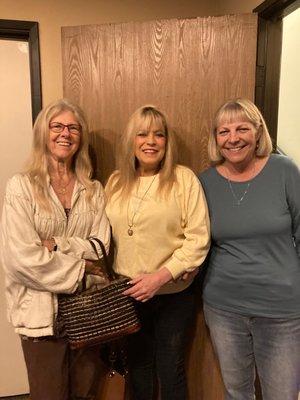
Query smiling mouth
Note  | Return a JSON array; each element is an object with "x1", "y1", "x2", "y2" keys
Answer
[
  {"x1": 143, "y1": 149, "x2": 158, "y2": 154},
  {"x1": 225, "y1": 145, "x2": 246, "y2": 152},
  {"x1": 56, "y1": 141, "x2": 72, "y2": 147}
]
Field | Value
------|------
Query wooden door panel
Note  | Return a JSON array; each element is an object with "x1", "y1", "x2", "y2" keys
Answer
[{"x1": 62, "y1": 14, "x2": 257, "y2": 400}]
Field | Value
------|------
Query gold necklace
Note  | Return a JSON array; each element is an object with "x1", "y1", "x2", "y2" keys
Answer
[{"x1": 127, "y1": 175, "x2": 157, "y2": 236}]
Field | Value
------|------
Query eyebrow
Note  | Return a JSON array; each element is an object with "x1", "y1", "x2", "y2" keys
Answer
[
  {"x1": 218, "y1": 122, "x2": 250, "y2": 128},
  {"x1": 51, "y1": 122, "x2": 80, "y2": 125}
]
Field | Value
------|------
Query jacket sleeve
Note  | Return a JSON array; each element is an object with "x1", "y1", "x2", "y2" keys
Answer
[
  {"x1": 163, "y1": 169, "x2": 211, "y2": 279},
  {"x1": 0, "y1": 177, "x2": 85, "y2": 294},
  {"x1": 53, "y1": 182, "x2": 111, "y2": 261}
]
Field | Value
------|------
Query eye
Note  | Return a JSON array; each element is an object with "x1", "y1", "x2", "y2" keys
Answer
[
  {"x1": 217, "y1": 130, "x2": 229, "y2": 136},
  {"x1": 238, "y1": 127, "x2": 249, "y2": 133},
  {"x1": 68, "y1": 124, "x2": 81, "y2": 134},
  {"x1": 155, "y1": 131, "x2": 166, "y2": 138},
  {"x1": 49, "y1": 123, "x2": 64, "y2": 132},
  {"x1": 137, "y1": 131, "x2": 147, "y2": 137}
]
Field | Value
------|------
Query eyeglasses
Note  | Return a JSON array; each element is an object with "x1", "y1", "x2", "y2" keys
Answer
[{"x1": 49, "y1": 122, "x2": 81, "y2": 135}]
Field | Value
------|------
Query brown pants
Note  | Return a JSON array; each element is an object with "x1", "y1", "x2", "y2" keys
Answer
[{"x1": 21, "y1": 336, "x2": 104, "y2": 400}]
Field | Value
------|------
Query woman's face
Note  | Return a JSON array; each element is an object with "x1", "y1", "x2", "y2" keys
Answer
[
  {"x1": 216, "y1": 119, "x2": 258, "y2": 167},
  {"x1": 47, "y1": 110, "x2": 81, "y2": 164},
  {"x1": 134, "y1": 121, "x2": 166, "y2": 176}
]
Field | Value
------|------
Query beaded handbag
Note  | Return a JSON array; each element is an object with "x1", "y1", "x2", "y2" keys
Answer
[{"x1": 58, "y1": 238, "x2": 141, "y2": 349}]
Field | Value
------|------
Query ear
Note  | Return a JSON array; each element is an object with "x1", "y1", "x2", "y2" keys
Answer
[{"x1": 256, "y1": 124, "x2": 262, "y2": 139}]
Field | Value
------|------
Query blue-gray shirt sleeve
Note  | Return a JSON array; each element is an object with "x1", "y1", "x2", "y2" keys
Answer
[{"x1": 284, "y1": 157, "x2": 300, "y2": 258}]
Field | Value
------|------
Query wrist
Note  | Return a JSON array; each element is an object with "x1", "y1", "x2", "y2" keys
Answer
[{"x1": 157, "y1": 267, "x2": 172, "y2": 285}]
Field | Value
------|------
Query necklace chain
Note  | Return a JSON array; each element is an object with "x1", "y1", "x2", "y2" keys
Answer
[
  {"x1": 227, "y1": 180, "x2": 251, "y2": 206},
  {"x1": 225, "y1": 161, "x2": 256, "y2": 207},
  {"x1": 127, "y1": 175, "x2": 157, "y2": 236},
  {"x1": 51, "y1": 175, "x2": 74, "y2": 195}
]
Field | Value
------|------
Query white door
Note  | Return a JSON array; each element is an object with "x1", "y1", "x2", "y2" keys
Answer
[{"x1": 0, "y1": 38, "x2": 31, "y2": 396}]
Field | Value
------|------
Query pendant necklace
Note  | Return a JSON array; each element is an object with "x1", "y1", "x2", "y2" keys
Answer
[
  {"x1": 127, "y1": 174, "x2": 157, "y2": 236},
  {"x1": 225, "y1": 160, "x2": 256, "y2": 207}
]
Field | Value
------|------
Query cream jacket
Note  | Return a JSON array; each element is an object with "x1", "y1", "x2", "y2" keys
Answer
[
  {"x1": 0, "y1": 174, "x2": 110, "y2": 337},
  {"x1": 106, "y1": 165, "x2": 210, "y2": 294}
]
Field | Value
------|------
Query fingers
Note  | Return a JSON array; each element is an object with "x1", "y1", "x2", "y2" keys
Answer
[
  {"x1": 85, "y1": 259, "x2": 94, "y2": 268},
  {"x1": 122, "y1": 278, "x2": 152, "y2": 301},
  {"x1": 123, "y1": 281, "x2": 146, "y2": 298},
  {"x1": 84, "y1": 260, "x2": 105, "y2": 277},
  {"x1": 178, "y1": 268, "x2": 199, "y2": 281},
  {"x1": 180, "y1": 272, "x2": 189, "y2": 281},
  {"x1": 128, "y1": 275, "x2": 144, "y2": 285},
  {"x1": 122, "y1": 284, "x2": 139, "y2": 296},
  {"x1": 41, "y1": 239, "x2": 53, "y2": 251}
]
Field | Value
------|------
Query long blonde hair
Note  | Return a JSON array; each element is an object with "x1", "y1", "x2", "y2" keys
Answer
[
  {"x1": 208, "y1": 98, "x2": 273, "y2": 164},
  {"x1": 106, "y1": 105, "x2": 177, "y2": 200},
  {"x1": 24, "y1": 98, "x2": 95, "y2": 211}
]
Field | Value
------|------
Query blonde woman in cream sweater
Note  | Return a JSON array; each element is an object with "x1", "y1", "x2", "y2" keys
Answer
[{"x1": 105, "y1": 105, "x2": 210, "y2": 400}]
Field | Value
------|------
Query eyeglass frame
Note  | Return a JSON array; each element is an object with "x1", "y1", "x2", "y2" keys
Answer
[{"x1": 49, "y1": 122, "x2": 82, "y2": 135}]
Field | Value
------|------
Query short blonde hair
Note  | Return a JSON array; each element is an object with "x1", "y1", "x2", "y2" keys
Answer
[
  {"x1": 24, "y1": 98, "x2": 95, "y2": 211},
  {"x1": 106, "y1": 105, "x2": 177, "y2": 200},
  {"x1": 208, "y1": 98, "x2": 273, "y2": 164}
]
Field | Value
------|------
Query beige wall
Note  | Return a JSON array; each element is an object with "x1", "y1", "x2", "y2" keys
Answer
[
  {"x1": 0, "y1": 0, "x2": 261, "y2": 105},
  {"x1": 277, "y1": 7, "x2": 300, "y2": 166},
  {"x1": 214, "y1": 0, "x2": 261, "y2": 15},
  {"x1": 0, "y1": 39, "x2": 32, "y2": 396}
]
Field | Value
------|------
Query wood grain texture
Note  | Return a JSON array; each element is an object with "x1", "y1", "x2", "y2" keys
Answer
[{"x1": 62, "y1": 14, "x2": 258, "y2": 400}]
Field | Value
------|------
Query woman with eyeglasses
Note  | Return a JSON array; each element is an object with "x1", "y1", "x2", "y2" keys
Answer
[{"x1": 0, "y1": 99, "x2": 110, "y2": 400}]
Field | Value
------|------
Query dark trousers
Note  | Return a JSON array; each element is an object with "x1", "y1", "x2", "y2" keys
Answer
[
  {"x1": 21, "y1": 336, "x2": 103, "y2": 400},
  {"x1": 127, "y1": 284, "x2": 196, "y2": 400}
]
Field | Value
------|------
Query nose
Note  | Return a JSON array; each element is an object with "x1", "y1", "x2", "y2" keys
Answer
[
  {"x1": 61, "y1": 126, "x2": 71, "y2": 136},
  {"x1": 146, "y1": 132, "x2": 156, "y2": 145},
  {"x1": 228, "y1": 130, "x2": 240, "y2": 143}
]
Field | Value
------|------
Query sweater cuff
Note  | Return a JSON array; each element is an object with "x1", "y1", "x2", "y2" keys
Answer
[
  {"x1": 52, "y1": 236, "x2": 68, "y2": 253},
  {"x1": 164, "y1": 258, "x2": 188, "y2": 280}
]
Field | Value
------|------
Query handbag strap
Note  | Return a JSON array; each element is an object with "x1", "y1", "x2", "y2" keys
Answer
[{"x1": 89, "y1": 238, "x2": 117, "y2": 282}]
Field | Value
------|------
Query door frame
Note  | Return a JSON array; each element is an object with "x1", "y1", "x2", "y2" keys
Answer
[
  {"x1": 254, "y1": 0, "x2": 300, "y2": 146},
  {"x1": 0, "y1": 19, "x2": 42, "y2": 122}
]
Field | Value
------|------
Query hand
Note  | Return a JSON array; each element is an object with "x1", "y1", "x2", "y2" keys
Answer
[
  {"x1": 123, "y1": 267, "x2": 172, "y2": 302},
  {"x1": 178, "y1": 267, "x2": 199, "y2": 281},
  {"x1": 41, "y1": 239, "x2": 56, "y2": 252},
  {"x1": 84, "y1": 260, "x2": 105, "y2": 278}
]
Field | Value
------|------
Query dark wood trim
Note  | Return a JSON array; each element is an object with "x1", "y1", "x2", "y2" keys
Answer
[
  {"x1": 255, "y1": 15, "x2": 282, "y2": 147},
  {"x1": 254, "y1": 0, "x2": 300, "y2": 18},
  {"x1": 0, "y1": 19, "x2": 42, "y2": 123},
  {"x1": 254, "y1": 0, "x2": 300, "y2": 148},
  {"x1": 253, "y1": 0, "x2": 299, "y2": 19}
]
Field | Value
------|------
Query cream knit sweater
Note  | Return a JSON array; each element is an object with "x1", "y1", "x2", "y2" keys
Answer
[{"x1": 106, "y1": 165, "x2": 210, "y2": 294}]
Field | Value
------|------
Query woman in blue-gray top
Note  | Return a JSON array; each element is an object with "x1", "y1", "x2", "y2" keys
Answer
[{"x1": 199, "y1": 98, "x2": 300, "y2": 400}]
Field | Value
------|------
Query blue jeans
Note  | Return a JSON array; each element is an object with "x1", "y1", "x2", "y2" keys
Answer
[
  {"x1": 204, "y1": 304, "x2": 300, "y2": 400},
  {"x1": 127, "y1": 284, "x2": 195, "y2": 400}
]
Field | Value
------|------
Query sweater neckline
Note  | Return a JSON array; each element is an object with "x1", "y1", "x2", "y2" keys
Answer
[{"x1": 214, "y1": 155, "x2": 272, "y2": 184}]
